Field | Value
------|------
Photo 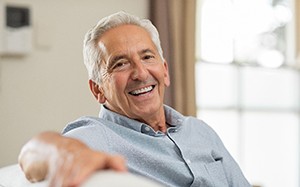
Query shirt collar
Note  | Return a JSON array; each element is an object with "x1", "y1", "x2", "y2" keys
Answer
[{"x1": 99, "y1": 105, "x2": 185, "y2": 135}]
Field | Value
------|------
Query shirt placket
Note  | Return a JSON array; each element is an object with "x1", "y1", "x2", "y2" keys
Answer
[{"x1": 166, "y1": 127, "x2": 203, "y2": 187}]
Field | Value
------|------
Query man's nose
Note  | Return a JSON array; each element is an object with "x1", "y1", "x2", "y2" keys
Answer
[{"x1": 131, "y1": 61, "x2": 148, "y2": 81}]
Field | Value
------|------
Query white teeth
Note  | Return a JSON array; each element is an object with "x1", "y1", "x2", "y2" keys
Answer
[{"x1": 130, "y1": 86, "x2": 153, "y2": 95}]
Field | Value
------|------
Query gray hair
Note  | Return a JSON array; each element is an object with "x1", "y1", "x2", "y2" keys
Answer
[{"x1": 83, "y1": 11, "x2": 164, "y2": 85}]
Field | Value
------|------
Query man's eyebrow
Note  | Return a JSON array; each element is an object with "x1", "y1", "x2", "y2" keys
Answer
[
  {"x1": 108, "y1": 54, "x2": 127, "y2": 65},
  {"x1": 140, "y1": 48, "x2": 155, "y2": 55},
  {"x1": 110, "y1": 55, "x2": 127, "y2": 63},
  {"x1": 107, "y1": 48, "x2": 156, "y2": 66}
]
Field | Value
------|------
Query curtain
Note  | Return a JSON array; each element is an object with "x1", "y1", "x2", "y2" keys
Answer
[
  {"x1": 297, "y1": 0, "x2": 300, "y2": 62},
  {"x1": 150, "y1": 0, "x2": 196, "y2": 116}
]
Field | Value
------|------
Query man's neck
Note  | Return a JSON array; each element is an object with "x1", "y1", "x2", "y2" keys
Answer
[{"x1": 135, "y1": 107, "x2": 167, "y2": 133}]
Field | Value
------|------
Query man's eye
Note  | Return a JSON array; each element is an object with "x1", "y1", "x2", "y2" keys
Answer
[
  {"x1": 143, "y1": 55, "x2": 155, "y2": 60},
  {"x1": 112, "y1": 61, "x2": 128, "y2": 70},
  {"x1": 115, "y1": 62, "x2": 125, "y2": 67}
]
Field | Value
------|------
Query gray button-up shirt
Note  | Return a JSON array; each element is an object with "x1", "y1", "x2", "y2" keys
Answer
[{"x1": 62, "y1": 105, "x2": 251, "y2": 187}]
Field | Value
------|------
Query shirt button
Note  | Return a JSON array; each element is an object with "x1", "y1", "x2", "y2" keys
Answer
[
  {"x1": 144, "y1": 126, "x2": 151, "y2": 131},
  {"x1": 186, "y1": 159, "x2": 191, "y2": 164}
]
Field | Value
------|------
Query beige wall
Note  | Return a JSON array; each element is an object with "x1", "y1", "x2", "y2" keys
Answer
[{"x1": 0, "y1": 0, "x2": 149, "y2": 167}]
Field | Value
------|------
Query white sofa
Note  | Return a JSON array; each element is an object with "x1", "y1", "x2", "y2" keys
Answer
[{"x1": 0, "y1": 164, "x2": 163, "y2": 187}]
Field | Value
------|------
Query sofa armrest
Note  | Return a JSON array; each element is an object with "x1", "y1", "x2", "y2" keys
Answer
[
  {"x1": 0, "y1": 164, "x2": 163, "y2": 187},
  {"x1": 0, "y1": 164, "x2": 47, "y2": 187}
]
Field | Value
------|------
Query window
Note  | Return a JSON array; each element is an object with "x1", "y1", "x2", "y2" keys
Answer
[{"x1": 196, "y1": 0, "x2": 299, "y2": 186}]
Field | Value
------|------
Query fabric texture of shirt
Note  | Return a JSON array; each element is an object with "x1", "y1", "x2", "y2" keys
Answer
[{"x1": 62, "y1": 105, "x2": 251, "y2": 187}]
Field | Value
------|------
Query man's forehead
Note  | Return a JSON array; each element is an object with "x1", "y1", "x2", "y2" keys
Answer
[
  {"x1": 98, "y1": 24, "x2": 152, "y2": 44},
  {"x1": 97, "y1": 25, "x2": 156, "y2": 55}
]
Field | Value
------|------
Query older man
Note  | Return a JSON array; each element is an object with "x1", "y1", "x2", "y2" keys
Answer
[{"x1": 19, "y1": 12, "x2": 251, "y2": 187}]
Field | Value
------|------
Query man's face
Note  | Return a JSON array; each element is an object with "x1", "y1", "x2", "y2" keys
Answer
[{"x1": 96, "y1": 24, "x2": 170, "y2": 121}]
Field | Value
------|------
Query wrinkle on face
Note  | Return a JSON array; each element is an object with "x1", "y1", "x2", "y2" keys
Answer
[
  {"x1": 100, "y1": 64, "x2": 110, "y2": 83},
  {"x1": 98, "y1": 41, "x2": 111, "y2": 83}
]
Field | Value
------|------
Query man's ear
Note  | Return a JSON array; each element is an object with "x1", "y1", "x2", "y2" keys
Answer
[
  {"x1": 89, "y1": 80, "x2": 106, "y2": 104},
  {"x1": 163, "y1": 61, "x2": 170, "y2": 87}
]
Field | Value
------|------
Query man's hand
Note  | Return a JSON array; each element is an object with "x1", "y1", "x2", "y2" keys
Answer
[{"x1": 18, "y1": 131, "x2": 127, "y2": 187}]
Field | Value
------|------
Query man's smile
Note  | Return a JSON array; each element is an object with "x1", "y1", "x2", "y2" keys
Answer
[{"x1": 128, "y1": 85, "x2": 155, "y2": 96}]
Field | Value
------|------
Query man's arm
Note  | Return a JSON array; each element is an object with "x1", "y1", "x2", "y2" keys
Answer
[{"x1": 18, "y1": 131, "x2": 126, "y2": 187}]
